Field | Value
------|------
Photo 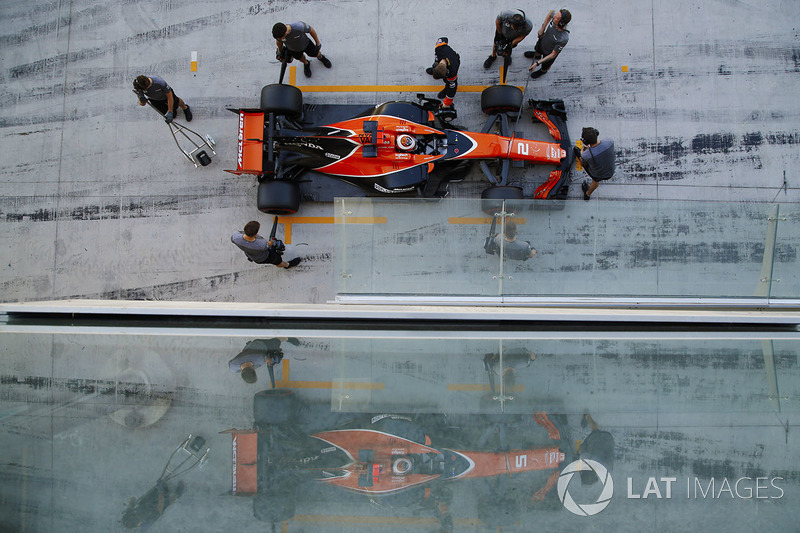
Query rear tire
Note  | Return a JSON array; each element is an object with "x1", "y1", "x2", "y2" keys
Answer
[
  {"x1": 481, "y1": 185, "x2": 523, "y2": 214},
  {"x1": 253, "y1": 389, "x2": 294, "y2": 427},
  {"x1": 260, "y1": 84, "x2": 303, "y2": 118},
  {"x1": 257, "y1": 180, "x2": 301, "y2": 215},
  {"x1": 481, "y1": 85, "x2": 523, "y2": 115}
]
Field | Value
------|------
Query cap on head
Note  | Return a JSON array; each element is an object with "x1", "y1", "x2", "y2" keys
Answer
[
  {"x1": 272, "y1": 22, "x2": 288, "y2": 39},
  {"x1": 581, "y1": 127, "x2": 599, "y2": 145},
  {"x1": 511, "y1": 10, "x2": 526, "y2": 27},
  {"x1": 436, "y1": 37, "x2": 448, "y2": 47}
]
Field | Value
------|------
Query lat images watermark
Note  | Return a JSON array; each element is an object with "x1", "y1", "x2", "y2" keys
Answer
[{"x1": 557, "y1": 459, "x2": 614, "y2": 516}]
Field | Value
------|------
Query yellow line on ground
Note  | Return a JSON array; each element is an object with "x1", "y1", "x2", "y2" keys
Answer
[
  {"x1": 295, "y1": 84, "x2": 522, "y2": 93},
  {"x1": 291, "y1": 514, "x2": 482, "y2": 526},
  {"x1": 275, "y1": 360, "x2": 384, "y2": 390},
  {"x1": 281, "y1": 216, "x2": 386, "y2": 244},
  {"x1": 447, "y1": 383, "x2": 526, "y2": 392},
  {"x1": 448, "y1": 217, "x2": 527, "y2": 225}
]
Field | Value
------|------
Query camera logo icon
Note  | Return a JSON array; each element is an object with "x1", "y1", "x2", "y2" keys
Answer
[{"x1": 557, "y1": 459, "x2": 614, "y2": 516}]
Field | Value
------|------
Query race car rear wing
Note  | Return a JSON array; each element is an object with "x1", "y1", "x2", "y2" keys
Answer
[{"x1": 225, "y1": 109, "x2": 264, "y2": 176}]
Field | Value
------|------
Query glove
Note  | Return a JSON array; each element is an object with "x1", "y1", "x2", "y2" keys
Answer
[
  {"x1": 426, "y1": 67, "x2": 434, "y2": 75},
  {"x1": 164, "y1": 111, "x2": 174, "y2": 124},
  {"x1": 276, "y1": 48, "x2": 285, "y2": 61},
  {"x1": 138, "y1": 97, "x2": 147, "y2": 105}
]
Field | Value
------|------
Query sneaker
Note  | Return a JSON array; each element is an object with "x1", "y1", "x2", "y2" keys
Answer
[
  {"x1": 319, "y1": 55, "x2": 332, "y2": 68},
  {"x1": 303, "y1": 63, "x2": 312, "y2": 77},
  {"x1": 530, "y1": 69, "x2": 546, "y2": 79},
  {"x1": 183, "y1": 106, "x2": 193, "y2": 122},
  {"x1": 425, "y1": 67, "x2": 434, "y2": 75},
  {"x1": 437, "y1": 88, "x2": 447, "y2": 99},
  {"x1": 581, "y1": 182, "x2": 591, "y2": 201},
  {"x1": 285, "y1": 257, "x2": 302, "y2": 269},
  {"x1": 483, "y1": 55, "x2": 496, "y2": 69}
]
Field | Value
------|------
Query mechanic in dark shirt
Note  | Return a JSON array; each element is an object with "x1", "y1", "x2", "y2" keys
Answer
[
  {"x1": 487, "y1": 220, "x2": 537, "y2": 261},
  {"x1": 133, "y1": 75, "x2": 192, "y2": 124},
  {"x1": 231, "y1": 220, "x2": 301, "y2": 269},
  {"x1": 574, "y1": 127, "x2": 616, "y2": 200},
  {"x1": 229, "y1": 337, "x2": 300, "y2": 384},
  {"x1": 425, "y1": 37, "x2": 460, "y2": 108},
  {"x1": 578, "y1": 414, "x2": 615, "y2": 485},
  {"x1": 484, "y1": 10, "x2": 533, "y2": 69},
  {"x1": 122, "y1": 479, "x2": 184, "y2": 529},
  {"x1": 525, "y1": 8, "x2": 571, "y2": 79},
  {"x1": 272, "y1": 21, "x2": 332, "y2": 78}
]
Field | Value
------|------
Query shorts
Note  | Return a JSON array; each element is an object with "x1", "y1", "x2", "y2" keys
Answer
[
  {"x1": 287, "y1": 41, "x2": 320, "y2": 60},
  {"x1": 147, "y1": 91, "x2": 181, "y2": 114}
]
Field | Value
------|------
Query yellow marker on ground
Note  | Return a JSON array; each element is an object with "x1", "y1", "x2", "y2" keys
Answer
[
  {"x1": 621, "y1": 65, "x2": 629, "y2": 72},
  {"x1": 279, "y1": 216, "x2": 386, "y2": 244},
  {"x1": 190, "y1": 51, "x2": 197, "y2": 72},
  {"x1": 274, "y1": 360, "x2": 384, "y2": 390}
]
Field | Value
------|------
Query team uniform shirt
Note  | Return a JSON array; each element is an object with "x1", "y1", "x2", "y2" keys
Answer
[
  {"x1": 493, "y1": 235, "x2": 535, "y2": 260},
  {"x1": 538, "y1": 20, "x2": 569, "y2": 55},
  {"x1": 581, "y1": 139, "x2": 616, "y2": 181},
  {"x1": 231, "y1": 231, "x2": 281, "y2": 264},
  {"x1": 282, "y1": 21, "x2": 313, "y2": 52},
  {"x1": 134, "y1": 75, "x2": 172, "y2": 101},
  {"x1": 229, "y1": 338, "x2": 283, "y2": 372},
  {"x1": 496, "y1": 11, "x2": 533, "y2": 41},
  {"x1": 434, "y1": 42, "x2": 460, "y2": 78}
]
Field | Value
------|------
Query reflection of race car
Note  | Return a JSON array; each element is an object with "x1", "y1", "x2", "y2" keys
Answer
[
  {"x1": 226, "y1": 84, "x2": 572, "y2": 214},
  {"x1": 225, "y1": 390, "x2": 569, "y2": 524}
]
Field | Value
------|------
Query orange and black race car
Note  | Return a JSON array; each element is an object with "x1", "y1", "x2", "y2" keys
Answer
[
  {"x1": 225, "y1": 390, "x2": 571, "y2": 524},
  {"x1": 226, "y1": 84, "x2": 573, "y2": 214}
]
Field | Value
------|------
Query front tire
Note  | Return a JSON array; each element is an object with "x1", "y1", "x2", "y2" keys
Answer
[
  {"x1": 257, "y1": 180, "x2": 301, "y2": 215},
  {"x1": 260, "y1": 84, "x2": 303, "y2": 118},
  {"x1": 481, "y1": 85, "x2": 523, "y2": 115},
  {"x1": 481, "y1": 185, "x2": 523, "y2": 214}
]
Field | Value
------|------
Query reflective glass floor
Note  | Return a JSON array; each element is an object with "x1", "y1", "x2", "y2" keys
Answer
[{"x1": 2, "y1": 325, "x2": 798, "y2": 531}]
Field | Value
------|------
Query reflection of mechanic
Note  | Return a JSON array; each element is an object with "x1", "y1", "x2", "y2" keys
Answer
[
  {"x1": 122, "y1": 479, "x2": 184, "y2": 529},
  {"x1": 484, "y1": 10, "x2": 532, "y2": 69},
  {"x1": 231, "y1": 220, "x2": 301, "y2": 269},
  {"x1": 229, "y1": 338, "x2": 300, "y2": 384},
  {"x1": 487, "y1": 220, "x2": 537, "y2": 260},
  {"x1": 133, "y1": 75, "x2": 192, "y2": 124},
  {"x1": 578, "y1": 414, "x2": 615, "y2": 484},
  {"x1": 425, "y1": 37, "x2": 460, "y2": 108},
  {"x1": 272, "y1": 21, "x2": 332, "y2": 78},
  {"x1": 526, "y1": 9, "x2": 571, "y2": 79},
  {"x1": 484, "y1": 347, "x2": 536, "y2": 391},
  {"x1": 574, "y1": 127, "x2": 615, "y2": 200}
]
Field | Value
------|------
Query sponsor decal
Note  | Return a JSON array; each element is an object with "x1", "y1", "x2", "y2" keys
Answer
[
  {"x1": 237, "y1": 113, "x2": 244, "y2": 169},
  {"x1": 325, "y1": 152, "x2": 341, "y2": 160},
  {"x1": 374, "y1": 183, "x2": 416, "y2": 193}
]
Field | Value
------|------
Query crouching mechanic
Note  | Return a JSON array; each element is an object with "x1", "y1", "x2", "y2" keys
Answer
[
  {"x1": 272, "y1": 21, "x2": 332, "y2": 78},
  {"x1": 231, "y1": 220, "x2": 302, "y2": 269},
  {"x1": 133, "y1": 75, "x2": 192, "y2": 124},
  {"x1": 574, "y1": 127, "x2": 615, "y2": 200},
  {"x1": 425, "y1": 37, "x2": 460, "y2": 108},
  {"x1": 484, "y1": 10, "x2": 532, "y2": 69}
]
